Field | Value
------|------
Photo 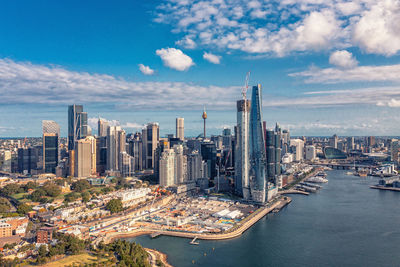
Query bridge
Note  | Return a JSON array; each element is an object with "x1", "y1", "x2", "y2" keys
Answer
[{"x1": 312, "y1": 163, "x2": 378, "y2": 171}]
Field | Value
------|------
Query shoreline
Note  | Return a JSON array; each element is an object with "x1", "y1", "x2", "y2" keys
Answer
[
  {"x1": 145, "y1": 248, "x2": 173, "y2": 267},
  {"x1": 104, "y1": 197, "x2": 291, "y2": 243}
]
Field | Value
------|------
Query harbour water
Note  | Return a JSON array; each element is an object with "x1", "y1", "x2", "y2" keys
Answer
[{"x1": 127, "y1": 170, "x2": 400, "y2": 267}]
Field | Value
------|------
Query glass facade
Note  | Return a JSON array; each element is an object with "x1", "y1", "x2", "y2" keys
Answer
[
  {"x1": 249, "y1": 84, "x2": 267, "y2": 203},
  {"x1": 44, "y1": 135, "x2": 58, "y2": 174}
]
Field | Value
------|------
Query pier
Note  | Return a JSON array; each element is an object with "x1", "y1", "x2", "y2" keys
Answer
[
  {"x1": 190, "y1": 236, "x2": 199, "y2": 245},
  {"x1": 280, "y1": 189, "x2": 309, "y2": 195}
]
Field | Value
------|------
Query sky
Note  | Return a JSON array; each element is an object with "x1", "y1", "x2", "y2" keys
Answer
[{"x1": 1, "y1": 0, "x2": 400, "y2": 137}]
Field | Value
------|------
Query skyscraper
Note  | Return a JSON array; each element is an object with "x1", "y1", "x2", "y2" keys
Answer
[
  {"x1": 42, "y1": 120, "x2": 59, "y2": 174},
  {"x1": 249, "y1": 84, "x2": 267, "y2": 203},
  {"x1": 176, "y1": 118, "x2": 184, "y2": 141},
  {"x1": 98, "y1": 118, "x2": 109, "y2": 137},
  {"x1": 107, "y1": 126, "x2": 126, "y2": 172},
  {"x1": 68, "y1": 104, "x2": 88, "y2": 150},
  {"x1": 74, "y1": 138, "x2": 92, "y2": 178},
  {"x1": 173, "y1": 144, "x2": 187, "y2": 184},
  {"x1": 142, "y1": 123, "x2": 159, "y2": 169},
  {"x1": 187, "y1": 150, "x2": 203, "y2": 181},
  {"x1": 235, "y1": 99, "x2": 251, "y2": 198},
  {"x1": 159, "y1": 149, "x2": 176, "y2": 187}
]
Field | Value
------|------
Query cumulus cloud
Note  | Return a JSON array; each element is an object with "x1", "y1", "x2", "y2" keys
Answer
[
  {"x1": 138, "y1": 64, "x2": 155, "y2": 75},
  {"x1": 0, "y1": 58, "x2": 238, "y2": 109},
  {"x1": 203, "y1": 52, "x2": 221, "y2": 64},
  {"x1": 289, "y1": 64, "x2": 400, "y2": 83},
  {"x1": 176, "y1": 36, "x2": 197, "y2": 49},
  {"x1": 329, "y1": 50, "x2": 358, "y2": 68},
  {"x1": 155, "y1": 0, "x2": 400, "y2": 57},
  {"x1": 156, "y1": 48, "x2": 194, "y2": 71},
  {"x1": 353, "y1": 0, "x2": 400, "y2": 56},
  {"x1": 377, "y1": 99, "x2": 400, "y2": 108}
]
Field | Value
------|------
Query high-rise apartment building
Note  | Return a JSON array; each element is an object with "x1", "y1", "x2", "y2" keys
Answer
[
  {"x1": 290, "y1": 139, "x2": 305, "y2": 161},
  {"x1": 329, "y1": 134, "x2": 338, "y2": 149},
  {"x1": 142, "y1": 123, "x2": 159, "y2": 169},
  {"x1": 176, "y1": 118, "x2": 184, "y2": 141},
  {"x1": 249, "y1": 84, "x2": 267, "y2": 203},
  {"x1": 173, "y1": 144, "x2": 187, "y2": 184},
  {"x1": 347, "y1": 137, "x2": 355, "y2": 151},
  {"x1": 68, "y1": 104, "x2": 88, "y2": 150},
  {"x1": 235, "y1": 99, "x2": 251, "y2": 198},
  {"x1": 159, "y1": 149, "x2": 176, "y2": 187},
  {"x1": 266, "y1": 129, "x2": 281, "y2": 185}
]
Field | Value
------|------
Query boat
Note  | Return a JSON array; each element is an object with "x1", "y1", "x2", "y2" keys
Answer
[
  {"x1": 356, "y1": 168, "x2": 368, "y2": 177},
  {"x1": 346, "y1": 172, "x2": 353, "y2": 175},
  {"x1": 306, "y1": 176, "x2": 328, "y2": 183}
]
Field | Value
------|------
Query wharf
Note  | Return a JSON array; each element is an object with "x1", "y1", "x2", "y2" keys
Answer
[
  {"x1": 370, "y1": 185, "x2": 400, "y2": 192},
  {"x1": 280, "y1": 189, "x2": 309, "y2": 195}
]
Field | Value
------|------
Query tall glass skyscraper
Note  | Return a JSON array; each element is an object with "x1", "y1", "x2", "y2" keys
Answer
[
  {"x1": 43, "y1": 120, "x2": 60, "y2": 174},
  {"x1": 249, "y1": 84, "x2": 267, "y2": 203},
  {"x1": 235, "y1": 99, "x2": 251, "y2": 199},
  {"x1": 68, "y1": 104, "x2": 88, "y2": 150}
]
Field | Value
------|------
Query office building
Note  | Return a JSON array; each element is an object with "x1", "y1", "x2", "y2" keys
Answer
[
  {"x1": 107, "y1": 126, "x2": 126, "y2": 172},
  {"x1": 347, "y1": 137, "x2": 355, "y2": 151},
  {"x1": 249, "y1": 84, "x2": 267, "y2": 203},
  {"x1": 142, "y1": 123, "x2": 159, "y2": 169},
  {"x1": 96, "y1": 136, "x2": 107, "y2": 175},
  {"x1": 201, "y1": 141, "x2": 217, "y2": 179},
  {"x1": 305, "y1": 145, "x2": 316, "y2": 161},
  {"x1": 154, "y1": 139, "x2": 170, "y2": 182},
  {"x1": 119, "y1": 151, "x2": 135, "y2": 177},
  {"x1": 234, "y1": 99, "x2": 251, "y2": 198},
  {"x1": 68, "y1": 104, "x2": 88, "y2": 150},
  {"x1": 74, "y1": 138, "x2": 92, "y2": 178},
  {"x1": 391, "y1": 140, "x2": 400, "y2": 165},
  {"x1": 176, "y1": 118, "x2": 184, "y2": 141},
  {"x1": 290, "y1": 139, "x2": 305, "y2": 161},
  {"x1": 128, "y1": 135, "x2": 143, "y2": 171},
  {"x1": 98, "y1": 118, "x2": 109, "y2": 137},
  {"x1": 187, "y1": 150, "x2": 203, "y2": 181},
  {"x1": 17, "y1": 147, "x2": 38, "y2": 174},
  {"x1": 266, "y1": 128, "x2": 281, "y2": 185},
  {"x1": 329, "y1": 134, "x2": 338, "y2": 149},
  {"x1": 0, "y1": 150, "x2": 12, "y2": 172},
  {"x1": 159, "y1": 149, "x2": 176, "y2": 187}
]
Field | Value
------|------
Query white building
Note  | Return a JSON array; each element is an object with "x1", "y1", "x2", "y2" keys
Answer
[
  {"x1": 305, "y1": 145, "x2": 316, "y2": 161},
  {"x1": 160, "y1": 149, "x2": 176, "y2": 187},
  {"x1": 173, "y1": 144, "x2": 187, "y2": 184},
  {"x1": 107, "y1": 126, "x2": 126, "y2": 172},
  {"x1": 186, "y1": 150, "x2": 202, "y2": 181},
  {"x1": 176, "y1": 118, "x2": 184, "y2": 141},
  {"x1": 290, "y1": 139, "x2": 304, "y2": 162},
  {"x1": 115, "y1": 187, "x2": 151, "y2": 207}
]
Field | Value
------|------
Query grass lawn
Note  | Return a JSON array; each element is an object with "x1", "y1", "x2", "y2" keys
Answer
[
  {"x1": 37, "y1": 253, "x2": 108, "y2": 267},
  {"x1": 11, "y1": 193, "x2": 30, "y2": 203}
]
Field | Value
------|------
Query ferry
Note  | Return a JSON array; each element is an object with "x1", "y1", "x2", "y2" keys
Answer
[
  {"x1": 355, "y1": 168, "x2": 368, "y2": 177},
  {"x1": 306, "y1": 176, "x2": 328, "y2": 183}
]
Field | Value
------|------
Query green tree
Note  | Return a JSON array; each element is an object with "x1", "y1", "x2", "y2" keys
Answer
[
  {"x1": 71, "y1": 179, "x2": 91, "y2": 192},
  {"x1": 23, "y1": 181, "x2": 37, "y2": 192},
  {"x1": 106, "y1": 199, "x2": 123, "y2": 214},
  {"x1": 16, "y1": 203, "x2": 32, "y2": 215},
  {"x1": 0, "y1": 197, "x2": 11, "y2": 213},
  {"x1": 64, "y1": 192, "x2": 81, "y2": 203},
  {"x1": 0, "y1": 184, "x2": 22, "y2": 196},
  {"x1": 30, "y1": 188, "x2": 46, "y2": 202},
  {"x1": 81, "y1": 191, "x2": 91, "y2": 203},
  {"x1": 38, "y1": 244, "x2": 47, "y2": 257},
  {"x1": 43, "y1": 182, "x2": 61, "y2": 197}
]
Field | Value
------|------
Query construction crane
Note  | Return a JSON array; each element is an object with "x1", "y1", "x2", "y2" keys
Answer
[{"x1": 242, "y1": 71, "x2": 250, "y2": 100}]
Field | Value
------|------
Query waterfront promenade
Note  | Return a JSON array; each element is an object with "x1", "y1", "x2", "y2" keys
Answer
[{"x1": 103, "y1": 197, "x2": 291, "y2": 243}]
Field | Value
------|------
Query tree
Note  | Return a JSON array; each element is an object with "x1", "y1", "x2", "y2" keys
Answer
[
  {"x1": 30, "y1": 188, "x2": 46, "y2": 202},
  {"x1": 81, "y1": 191, "x2": 91, "y2": 203},
  {"x1": 0, "y1": 197, "x2": 11, "y2": 213},
  {"x1": 38, "y1": 244, "x2": 47, "y2": 257},
  {"x1": 71, "y1": 179, "x2": 91, "y2": 192},
  {"x1": 106, "y1": 199, "x2": 123, "y2": 214},
  {"x1": 64, "y1": 192, "x2": 81, "y2": 203},
  {"x1": 23, "y1": 181, "x2": 37, "y2": 192},
  {"x1": 43, "y1": 182, "x2": 61, "y2": 197},
  {"x1": 17, "y1": 203, "x2": 32, "y2": 215},
  {"x1": 0, "y1": 184, "x2": 22, "y2": 196}
]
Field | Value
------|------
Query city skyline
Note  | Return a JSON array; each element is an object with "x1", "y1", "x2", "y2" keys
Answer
[{"x1": 0, "y1": 1, "x2": 400, "y2": 137}]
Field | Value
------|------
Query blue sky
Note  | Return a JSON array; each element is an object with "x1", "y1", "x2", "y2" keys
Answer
[{"x1": 1, "y1": 0, "x2": 400, "y2": 137}]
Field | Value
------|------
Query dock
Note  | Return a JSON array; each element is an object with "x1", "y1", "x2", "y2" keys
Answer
[
  {"x1": 280, "y1": 189, "x2": 309, "y2": 195},
  {"x1": 150, "y1": 232, "x2": 162, "y2": 238},
  {"x1": 370, "y1": 185, "x2": 400, "y2": 192},
  {"x1": 190, "y1": 236, "x2": 199, "y2": 245}
]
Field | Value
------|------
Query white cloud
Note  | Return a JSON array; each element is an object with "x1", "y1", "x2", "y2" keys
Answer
[
  {"x1": 203, "y1": 52, "x2": 221, "y2": 64},
  {"x1": 176, "y1": 36, "x2": 197, "y2": 49},
  {"x1": 0, "y1": 58, "x2": 238, "y2": 109},
  {"x1": 121, "y1": 122, "x2": 143, "y2": 128},
  {"x1": 156, "y1": 48, "x2": 195, "y2": 71},
  {"x1": 353, "y1": 0, "x2": 400, "y2": 56},
  {"x1": 377, "y1": 99, "x2": 400, "y2": 107},
  {"x1": 138, "y1": 64, "x2": 155, "y2": 75},
  {"x1": 155, "y1": 0, "x2": 400, "y2": 57},
  {"x1": 329, "y1": 50, "x2": 358, "y2": 68},
  {"x1": 289, "y1": 64, "x2": 400, "y2": 83}
]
